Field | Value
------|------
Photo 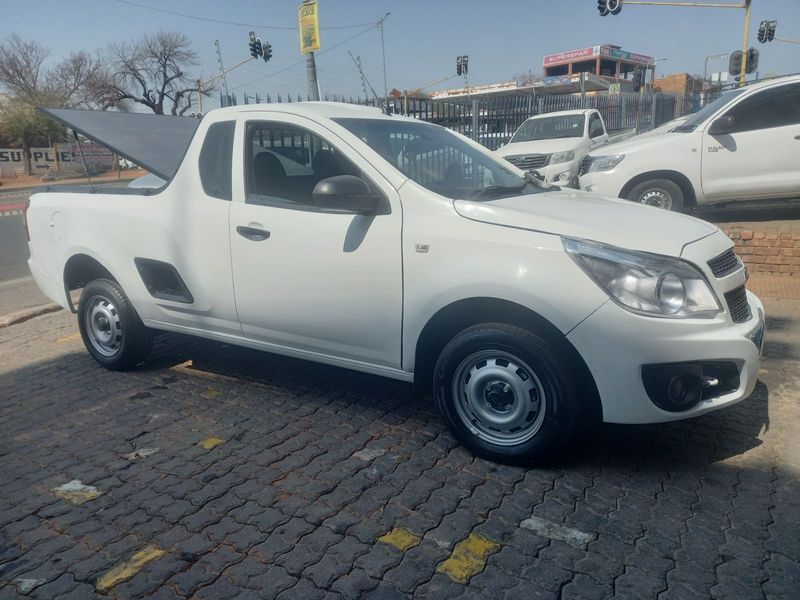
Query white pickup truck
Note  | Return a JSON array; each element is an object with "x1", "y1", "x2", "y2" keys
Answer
[
  {"x1": 27, "y1": 103, "x2": 764, "y2": 464},
  {"x1": 579, "y1": 74, "x2": 800, "y2": 210},
  {"x1": 494, "y1": 109, "x2": 635, "y2": 187}
]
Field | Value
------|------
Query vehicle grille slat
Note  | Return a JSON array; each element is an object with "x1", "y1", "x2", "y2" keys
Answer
[
  {"x1": 724, "y1": 286, "x2": 752, "y2": 323},
  {"x1": 578, "y1": 156, "x2": 593, "y2": 176},
  {"x1": 707, "y1": 248, "x2": 741, "y2": 278},
  {"x1": 504, "y1": 154, "x2": 551, "y2": 170}
]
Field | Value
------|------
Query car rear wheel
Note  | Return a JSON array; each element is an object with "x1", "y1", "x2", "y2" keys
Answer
[
  {"x1": 433, "y1": 323, "x2": 586, "y2": 465},
  {"x1": 627, "y1": 178, "x2": 684, "y2": 211},
  {"x1": 78, "y1": 278, "x2": 152, "y2": 370}
]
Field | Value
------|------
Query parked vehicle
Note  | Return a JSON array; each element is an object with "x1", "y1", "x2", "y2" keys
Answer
[
  {"x1": 27, "y1": 103, "x2": 764, "y2": 464},
  {"x1": 579, "y1": 75, "x2": 800, "y2": 210},
  {"x1": 494, "y1": 109, "x2": 636, "y2": 187}
]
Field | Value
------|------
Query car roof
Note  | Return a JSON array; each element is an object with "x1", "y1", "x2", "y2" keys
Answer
[
  {"x1": 211, "y1": 101, "x2": 402, "y2": 121},
  {"x1": 527, "y1": 109, "x2": 593, "y2": 119}
]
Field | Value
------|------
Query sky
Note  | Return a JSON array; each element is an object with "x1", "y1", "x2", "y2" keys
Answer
[{"x1": 3, "y1": 0, "x2": 799, "y2": 111}]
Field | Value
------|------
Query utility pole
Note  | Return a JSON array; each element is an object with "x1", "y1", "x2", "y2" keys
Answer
[
  {"x1": 349, "y1": 51, "x2": 369, "y2": 100},
  {"x1": 739, "y1": 0, "x2": 751, "y2": 86},
  {"x1": 306, "y1": 53, "x2": 321, "y2": 100},
  {"x1": 214, "y1": 40, "x2": 230, "y2": 106},
  {"x1": 378, "y1": 12, "x2": 391, "y2": 101}
]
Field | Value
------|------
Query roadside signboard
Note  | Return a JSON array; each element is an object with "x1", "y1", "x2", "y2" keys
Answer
[
  {"x1": 609, "y1": 83, "x2": 621, "y2": 95},
  {"x1": 299, "y1": 0, "x2": 320, "y2": 53}
]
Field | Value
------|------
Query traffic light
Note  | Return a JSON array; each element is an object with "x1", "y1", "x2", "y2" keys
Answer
[
  {"x1": 456, "y1": 56, "x2": 462, "y2": 76},
  {"x1": 263, "y1": 41, "x2": 273, "y2": 62},
  {"x1": 462, "y1": 55, "x2": 469, "y2": 75},
  {"x1": 757, "y1": 20, "x2": 767, "y2": 43},
  {"x1": 598, "y1": 0, "x2": 621, "y2": 16},
  {"x1": 633, "y1": 68, "x2": 645, "y2": 92},
  {"x1": 728, "y1": 50, "x2": 742, "y2": 76},
  {"x1": 767, "y1": 20, "x2": 777, "y2": 42},
  {"x1": 746, "y1": 47, "x2": 759, "y2": 74},
  {"x1": 248, "y1": 31, "x2": 262, "y2": 59}
]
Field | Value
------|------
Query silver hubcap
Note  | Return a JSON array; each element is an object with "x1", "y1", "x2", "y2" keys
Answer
[
  {"x1": 639, "y1": 189, "x2": 673, "y2": 210},
  {"x1": 452, "y1": 350, "x2": 547, "y2": 446},
  {"x1": 84, "y1": 295, "x2": 123, "y2": 357}
]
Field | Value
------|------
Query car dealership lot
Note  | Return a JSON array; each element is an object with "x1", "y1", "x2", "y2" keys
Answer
[{"x1": 0, "y1": 295, "x2": 799, "y2": 599}]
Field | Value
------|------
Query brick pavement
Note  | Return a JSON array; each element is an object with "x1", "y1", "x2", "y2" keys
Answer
[{"x1": 0, "y1": 296, "x2": 799, "y2": 599}]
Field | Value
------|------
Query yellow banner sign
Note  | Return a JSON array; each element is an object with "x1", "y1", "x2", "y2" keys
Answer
[{"x1": 299, "y1": 0, "x2": 320, "y2": 54}]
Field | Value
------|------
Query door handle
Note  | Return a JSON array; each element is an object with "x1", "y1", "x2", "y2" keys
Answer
[{"x1": 236, "y1": 225, "x2": 270, "y2": 241}]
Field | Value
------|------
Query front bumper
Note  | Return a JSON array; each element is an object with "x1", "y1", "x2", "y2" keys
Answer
[
  {"x1": 578, "y1": 170, "x2": 626, "y2": 198},
  {"x1": 536, "y1": 161, "x2": 580, "y2": 187},
  {"x1": 567, "y1": 290, "x2": 764, "y2": 424}
]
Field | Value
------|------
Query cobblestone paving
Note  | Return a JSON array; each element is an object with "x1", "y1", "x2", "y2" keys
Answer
[{"x1": 1, "y1": 298, "x2": 798, "y2": 599}]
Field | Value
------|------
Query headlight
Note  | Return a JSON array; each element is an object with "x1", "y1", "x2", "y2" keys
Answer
[
  {"x1": 563, "y1": 238, "x2": 720, "y2": 319},
  {"x1": 550, "y1": 150, "x2": 575, "y2": 164},
  {"x1": 587, "y1": 154, "x2": 624, "y2": 172}
]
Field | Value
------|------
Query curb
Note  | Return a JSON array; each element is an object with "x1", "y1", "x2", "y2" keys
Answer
[{"x1": 0, "y1": 303, "x2": 63, "y2": 329}]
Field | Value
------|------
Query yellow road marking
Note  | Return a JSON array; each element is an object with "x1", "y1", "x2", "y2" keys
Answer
[
  {"x1": 436, "y1": 532, "x2": 500, "y2": 584},
  {"x1": 202, "y1": 389, "x2": 221, "y2": 399},
  {"x1": 95, "y1": 545, "x2": 166, "y2": 592},
  {"x1": 199, "y1": 436, "x2": 225, "y2": 450},
  {"x1": 377, "y1": 528, "x2": 421, "y2": 551},
  {"x1": 57, "y1": 333, "x2": 81, "y2": 343}
]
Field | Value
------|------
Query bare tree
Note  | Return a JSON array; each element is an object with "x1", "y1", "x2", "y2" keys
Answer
[
  {"x1": 0, "y1": 34, "x2": 114, "y2": 109},
  {"x1": 100, "y1": 31, "x2": 210, "y2": 115}
]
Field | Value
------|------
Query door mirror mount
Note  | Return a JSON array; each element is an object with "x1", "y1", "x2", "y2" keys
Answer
[
  {"x1": 708, "y1": 115, "x2": 736, "y2": 136},
  {"x1": 312, "y1": 175, "x2": 381, "y2": 214}
]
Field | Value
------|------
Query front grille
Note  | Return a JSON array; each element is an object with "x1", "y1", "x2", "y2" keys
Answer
[
  {"x1": 708, "y1": 248, "x2": 741, "y2": 278},
  {"x1": 504, "y1": 153, "x2": 551, "y2": 170},
  {"x1": 724, "y1": 286, "x2": 752, "y2": 323},
  {"x1": 578, "y1": 155, "x2": 593, "y2": 176}
]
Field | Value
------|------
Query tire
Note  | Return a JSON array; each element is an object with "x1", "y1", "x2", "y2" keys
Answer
[
  {"x1": 433, "y1": 323, "x2": 587, "y2": 465},
  {"x1": 77, "y1": 278, "x2": 152, "y2": 370},
  {"x1": 627, "y1": 178, "x2": 684, "y2": 211}
]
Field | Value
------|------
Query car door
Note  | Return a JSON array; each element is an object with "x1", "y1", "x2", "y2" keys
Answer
[
  {"x1": 229, "y1": 114, "x2": 403, "y2": 369},
  {"x1": 587, "y1": 112, "x2": 608, "y2": 150},
  {"x1": 702, "y1": 82, "x2": 800, "y2": 201}
]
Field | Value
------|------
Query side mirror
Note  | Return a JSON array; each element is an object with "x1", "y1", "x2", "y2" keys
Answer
[
  {"x1": 312, "y1": 175, "x2": 379, "y2": 214},
  {"x1": 708, "y1": 115, "x2": 736, "y2": 136}
]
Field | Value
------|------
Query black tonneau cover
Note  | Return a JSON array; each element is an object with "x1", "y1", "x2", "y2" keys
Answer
[{"x1": 39, "y1": 107, "x2": 200, "y2": 181}]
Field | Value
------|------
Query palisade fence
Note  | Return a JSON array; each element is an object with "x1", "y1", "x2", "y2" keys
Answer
[{"x1": 223, "y1": 90, "x2": 699, "y2": 151}]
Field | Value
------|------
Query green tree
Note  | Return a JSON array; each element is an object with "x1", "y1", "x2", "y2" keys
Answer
[{"x1": 0, "y1": 99, "x2": 65, "y2": 175}]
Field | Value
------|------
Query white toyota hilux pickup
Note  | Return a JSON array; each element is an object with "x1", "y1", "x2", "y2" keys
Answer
[
  {"x1": 494, "y1": 109, "x2": 635, "y2": 187},
  {"x1": 27, "y1": 103, "x2": 764, "y2": 464},
  {"x1": 579, "y1": 74, "x2": 800, "y2": 210}
]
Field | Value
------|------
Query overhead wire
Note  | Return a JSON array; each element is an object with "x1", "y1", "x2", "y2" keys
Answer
[{"x1": 115, "y1": 0, "x2": 375, "y2": 30}]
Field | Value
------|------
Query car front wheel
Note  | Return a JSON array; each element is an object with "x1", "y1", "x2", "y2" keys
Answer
[
  {"x1": 433, "y1": 323, "x2": 586, "y2": 465},
  {"x1": 78, "y1": 278, "x2": 152, "y2": 370},
  {"x1": 627, "y1": 178, "x2": 684, "y2": 211}
]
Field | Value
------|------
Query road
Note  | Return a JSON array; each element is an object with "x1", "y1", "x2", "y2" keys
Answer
[{"x1": 0, "y1": 295, "x2": 798, "y2": 598}]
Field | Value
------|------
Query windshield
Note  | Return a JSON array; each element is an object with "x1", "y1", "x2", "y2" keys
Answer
[
  {"x1": 673, "y1": 89, "x2": 747, "y2": 132},
  {"x1": 334, "y1": 117, "x2": 551, "y2": 200},
  {"x1": 510, "y1": 114, "x2": 585, "y2": 142}
]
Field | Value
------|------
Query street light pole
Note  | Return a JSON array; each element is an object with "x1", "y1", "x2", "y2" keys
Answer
[{"x1": 378, "y1": 12, "x2": 391, "y2": 101}]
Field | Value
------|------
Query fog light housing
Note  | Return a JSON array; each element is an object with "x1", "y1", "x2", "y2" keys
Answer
[{"x1": 642, "y1": 361, "x2": 740, "y2": 412}]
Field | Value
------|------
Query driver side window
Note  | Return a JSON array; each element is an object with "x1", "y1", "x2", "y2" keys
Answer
[
  {"x1": 245, "y1": 121, "x2": 362, "y2": 208},
  {"x1": 589, "y1": 114, "x2": 604, "y2": 138}
]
